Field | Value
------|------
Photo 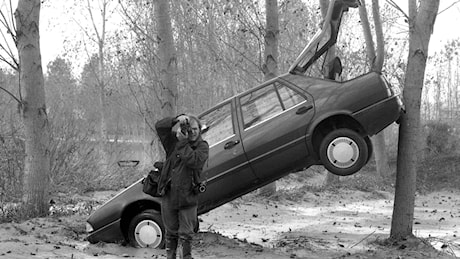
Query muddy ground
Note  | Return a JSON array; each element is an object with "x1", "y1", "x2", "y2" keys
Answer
[{"x1": 0, "y1": 170, "x2": 459, "y2": 259}]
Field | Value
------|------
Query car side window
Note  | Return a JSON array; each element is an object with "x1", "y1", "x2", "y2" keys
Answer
[
  {"x1": 200, "y1": 102, "x2": 234, "y2": 147},
  {"x1": 276, "y1": 83, "x2": 307, "y2": 109},
  {"x1": 240, "y1": 84, "x2": 283, "y2": 129}
]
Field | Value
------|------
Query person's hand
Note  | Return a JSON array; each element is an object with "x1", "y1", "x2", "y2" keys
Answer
[{"x1": 176, "y1": 115, "x2": 189, "y2": 124}]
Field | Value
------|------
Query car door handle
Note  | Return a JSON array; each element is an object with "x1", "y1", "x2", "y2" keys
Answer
[
  {"x1": 224, "y1": 140, "x2": 240, "y2": 149},
  {"x1": 296, "y1": 104, "x2": 313, "y2": 114}
]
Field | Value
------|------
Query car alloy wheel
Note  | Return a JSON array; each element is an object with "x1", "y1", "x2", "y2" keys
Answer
[
  {"x1": 319, "y1": 128, "x2": 368, "y2": 176},
  {"x1": 128, "y1": 210, "x2": 164, "y2": 248}
]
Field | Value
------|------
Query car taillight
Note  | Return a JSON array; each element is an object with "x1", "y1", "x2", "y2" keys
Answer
[
  {"x1": 380, "y1": 75, "x2": 401, "y2": 97},
  {"x1": 391, "y1": 83, "x2": 401, "y2": 96},
  {"x1": 380, "y1": 75, "x2": 405, "y2": 110},
  {"x1": 396, "y1": 95, "x2": 405, "y2": 110},
  {"x1": 86, "y1": 222, "x2": 94, "y2": 233}
]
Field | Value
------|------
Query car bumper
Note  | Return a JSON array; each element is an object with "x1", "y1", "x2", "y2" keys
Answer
[{"x1": 86, "y1": 218, "x2": 124, "y2": 244}]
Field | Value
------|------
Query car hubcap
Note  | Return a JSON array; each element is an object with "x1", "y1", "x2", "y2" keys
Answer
[
  {"x1": 327, "y1": 137, "x2": 359, "y2": 168},
  {"x1": 134, "y1": 220, "x2": 162, "y2": 248}
]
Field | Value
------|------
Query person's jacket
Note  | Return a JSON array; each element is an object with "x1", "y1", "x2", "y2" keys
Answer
[{"x1": 155, "y1": 116, "x2": 209, "y2": 209}]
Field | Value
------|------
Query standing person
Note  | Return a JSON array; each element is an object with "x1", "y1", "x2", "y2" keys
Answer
[{"x1": 155, "y1": 114, "x2": 209, "y2": 259}]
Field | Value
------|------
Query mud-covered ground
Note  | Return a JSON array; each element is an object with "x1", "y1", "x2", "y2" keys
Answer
[{"x1": 0, "y1": 171, "x2": 459, "y2": 259}]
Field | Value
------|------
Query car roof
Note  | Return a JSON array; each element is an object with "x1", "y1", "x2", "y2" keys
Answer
[{"x1": 198, "y1": 72, "x2": 293, "y2": 118}]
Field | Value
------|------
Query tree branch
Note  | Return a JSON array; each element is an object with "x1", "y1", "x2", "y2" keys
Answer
[
  {"x1": 118, "y1": 0, "x2": 158, "y2": 45},
  {"x1": 0, "y1": 1, "x2": 19, "y2": 70},
  {"x1": 86, "y1": 0, "x2": 102, "y2": 43},
  {"x1": 386, "y1": 0, "x2": 409, "y2": 20},
  {"x1": 0, "y1": 85, "x2": 21, "y2": 104},
  {"x1": 438, "y1": 0, "x2": 460, "y2": 15}
]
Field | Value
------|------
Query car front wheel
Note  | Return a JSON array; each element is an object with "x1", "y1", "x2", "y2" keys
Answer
[
  {"x1": 128, "y1": 209, "x2": 164, "y2": 249},
  {"x1": 319, "y1": 128, "x2": 368, "y2": 176}
]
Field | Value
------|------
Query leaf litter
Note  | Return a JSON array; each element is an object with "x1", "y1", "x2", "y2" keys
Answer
[{"x1": 0, "y1": 169, "x2": 458, "y2": 258}]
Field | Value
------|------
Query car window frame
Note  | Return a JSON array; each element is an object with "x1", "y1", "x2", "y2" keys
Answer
[
  {"x1": 237, "y1": 80, "x2": 309, "y2": 132},
  {"x1": 239, "y1": 84, "x2": 283, "y2": 129},
  {"x1": 199, "y1": 99, "x2": 237, "y2": 148},
  {"x1": 276, "y1": 82, "x2": 309, "y2": 110}
]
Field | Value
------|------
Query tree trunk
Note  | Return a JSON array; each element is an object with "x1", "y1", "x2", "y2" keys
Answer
[
  {"x1": 259, "y1": 0, "x2": 279, "y2": 196},
  {"x1": 371, "y1": 133, "x2": 390, "y2": 177},
  {"x1": 84, "y1": 0, "x2": 110, "y2": 171},
  {"x1": 95, "y1": 0, "x2": 109, "y2": 170},
  {"x1": 155, "y1": 0, "x2": 178, "y2": 117},
  {"x1": 369, "y1": 0, "x2": 392, "y2": 178},
  {"x1": 319, "y1": 0, "x2": 340, "y2": 186},
  {"x1": 359, "y1": 0, "x2": 391, "y2": 179},
  {"x1": 390, "y1": 0, "x2": 439, "y2": 240},
  {"x1": 15, "y1": 0, "x2": 50, "y2": 217}
]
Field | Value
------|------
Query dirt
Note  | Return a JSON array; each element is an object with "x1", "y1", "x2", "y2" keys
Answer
[{"x1": 0, "y1": 171, "x2": 459, "y2": 259}]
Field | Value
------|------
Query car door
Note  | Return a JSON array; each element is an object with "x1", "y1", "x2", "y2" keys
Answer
[
  {"x1": 198, "y1": 99, "x2": 258, "y2": 213},
  {"x1": 237, "y1": 81, "x2": 315, "y2": 183}
]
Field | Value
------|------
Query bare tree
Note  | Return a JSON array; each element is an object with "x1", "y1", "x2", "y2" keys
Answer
[
  {"x1": 154, "y1": 0, "x2": 178, "y2": 117},
  {"x1": 390, "y1": 0, "x2": 440, "y2": 240},
  {"x1": 259, "y1": 0, "x2": 279, "y2": 196},
  {"x1": 358, "y1": 0, "x2": 391, "y2": 178},
  {"x1": 320, "y1": 0, "x2": 341, "y2": 186},
  {"x1": 80, "y1": 0, "x2": 116, "y2": 170},
  {"x1": 15, "y1": 0, "x2": 50, "y2": 217}
]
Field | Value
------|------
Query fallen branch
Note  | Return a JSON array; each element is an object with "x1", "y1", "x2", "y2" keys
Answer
[{"x1": 350, "y1": 230, "x2": 376, "y2": 248}]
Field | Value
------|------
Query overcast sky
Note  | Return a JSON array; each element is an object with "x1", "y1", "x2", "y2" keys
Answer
[
  {"x1": 429, "y1": 1, "x2": 460, "y2": 53},
  {"x1": 3, "y1": 1, "x2": 460, "y2": 71}
]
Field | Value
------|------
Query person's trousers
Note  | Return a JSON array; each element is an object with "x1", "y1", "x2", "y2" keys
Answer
[{"x1": 161, "y1": 203, "x2": 197, "y2": 259}]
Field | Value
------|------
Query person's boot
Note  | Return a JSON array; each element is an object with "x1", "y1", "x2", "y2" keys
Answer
[
  {"x1": 181, "y1": 239, "x2": 193, "y2": 259},
  {"x1": 166, "y1": 238, "x2": 178, "y2": 259}
]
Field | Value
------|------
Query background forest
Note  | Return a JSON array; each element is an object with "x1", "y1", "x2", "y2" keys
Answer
[{"x1": 0, "y1": 0, "x2": 459, "y2": 214}]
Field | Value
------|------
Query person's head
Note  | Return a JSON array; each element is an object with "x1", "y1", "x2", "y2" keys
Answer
[{"x1": 187, "y1": 115, "x2": 202, "y2": 142}]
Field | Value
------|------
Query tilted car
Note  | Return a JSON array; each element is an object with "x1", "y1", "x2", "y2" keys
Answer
[{"x1": 86, "y1": 0, "x2": 404, "y2": 249}]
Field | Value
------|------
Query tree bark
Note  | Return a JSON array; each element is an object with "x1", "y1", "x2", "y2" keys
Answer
[
  {"x1": 370, "y1": 0, "x2": 391, "y2": 179},
  {"x1": 15, "y1": 0, "x2": 50, "y2": 217},
  {"x1": 320, "y1": 0, "x2": 340, "y2": 186},
  {"x1": 86, "y1": 0, "x2": 109, "y2": 170},
  {"x1": 155, "y1": 0, "x2": 178, "y2": 117},
  {"x1": 359, "y1": 0, "x2": 391, "y2": 179},
  {"x1": 259, "y1": 0, "x2": 279, "y2": 196},
  {"x1": 390, "y1": 0, "x2": 440, "y2": 240}
]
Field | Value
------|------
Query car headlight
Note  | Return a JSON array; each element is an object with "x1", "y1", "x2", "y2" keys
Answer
[{"x1": 86, "y1": 222, "x2": 94, "y2": 233}]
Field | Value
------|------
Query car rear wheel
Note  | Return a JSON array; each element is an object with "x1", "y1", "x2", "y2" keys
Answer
[
  {"x1": 364, "y1": 136, "x2": 373, "y2": 164},
  {"x1": 128, "y1": 209, "x2": 164, "y2": 249},
  {"x1": 319, "y1": 128, "x2": 368, "y2": 176}
]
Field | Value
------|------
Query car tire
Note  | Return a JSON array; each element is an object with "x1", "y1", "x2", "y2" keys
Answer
[
  {"x1": 364, "y1": 136, "x2": 373, "y2": 164},
  {"x1": 194, "y1": 217, "x2": 200, "y2": 233},
  {"x1": 319, "y1": 128, "x2": 368, "y2": 176},
  {"x1": 128, "y1": 209, "x2": 165, "y2": 249}
]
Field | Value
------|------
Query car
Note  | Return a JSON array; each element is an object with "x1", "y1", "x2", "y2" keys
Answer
[{"x1": 86, "y1": 0, "x2": 404, "y2": 249}]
